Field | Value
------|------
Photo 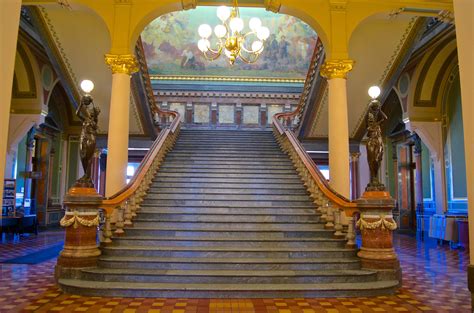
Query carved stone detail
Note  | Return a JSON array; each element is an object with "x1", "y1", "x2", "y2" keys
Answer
[
  {"x1": 182, "y1": 0, "x2": 197, "y2": 10},
  {"x1": 320, "y1": 59, "x2": 354, "y2": 80},
  {"x1": 104, "y1": 54, "x2": 139, "y2": 75},
  {"x1": 265, "y1": 0, "x2": 281, "y2": 13}
]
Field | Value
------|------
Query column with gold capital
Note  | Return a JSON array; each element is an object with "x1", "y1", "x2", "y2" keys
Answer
[
  {"x1": 320, "y1": 59, "x2": 354, "y2": 199},
  {"x1": 104, "y1": 54, "x2": 138, "y2": 197}
]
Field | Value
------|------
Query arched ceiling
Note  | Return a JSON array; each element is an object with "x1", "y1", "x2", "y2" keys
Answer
[{"x1": 307, "y1": 13, "x2": 418, "y2": 139}]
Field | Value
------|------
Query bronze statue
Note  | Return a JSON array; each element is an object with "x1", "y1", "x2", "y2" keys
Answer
[
  {"x1": 75, "y1": 94, "x2": 100, "y2": 188},
  {"x1": 365, "y1": 98, "x2": 387, "y2": 191}
]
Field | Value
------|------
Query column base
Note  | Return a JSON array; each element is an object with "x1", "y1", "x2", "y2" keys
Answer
[{"x1": 468, "y1": 265, "x2": 474, "y2": 310}]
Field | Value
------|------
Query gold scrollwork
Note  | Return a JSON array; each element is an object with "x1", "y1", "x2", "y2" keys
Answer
[
  {"x1": 265, "y1": 0, "x2": 281, "y2": 13},
  {"x1": 60, "y1": 211, "x2": 100, "y2": 229},
  {"x1": 104, "y1": 54, "x2": 139, "y2": 75},
  {"x1": 182, "y1": 0, "x2": 197, "y2": 10},
  {"x1": 356, "y1": 215, "x2": 397, "y2": 231},
  {"x1": 320, "y1": 59, "x2": 355, "y2": 80}
]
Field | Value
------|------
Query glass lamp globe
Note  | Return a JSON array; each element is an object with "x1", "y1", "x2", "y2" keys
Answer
[
  {"x1": 249, "y1": 17, "x2": 262, "y2": 31},
  {"x1": 368, "y1": 86, "x2": 381, "y2": 99},
  {"x1": 251, "y1": 41, "x2": 263, "y2": 52},
  {"x1": 229, "y1": 17, "x2": 244, "y2": 33},
  {"x1": 256, "y1": 26, "x2": 270, "y2": 40},
  {"x1": 198, "y1": 39, "x2": 210, "y2": 52},
  {"x1": 198, "y1": 24, "x2": 212, "y2": 38},
  {"x1": 80, "y1": 80, "x2": 94, "y2": 93},
  {"x1": 216, "y1": 6, "x2": 231, "y2": 22},
  {"x1": 214, "y1": 24, "x2": 227, "y2": 38}
]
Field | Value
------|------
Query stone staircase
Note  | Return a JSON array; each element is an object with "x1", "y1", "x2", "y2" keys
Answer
[{"x1": 58, "y1": 129, "x2": 398, "y2": 298}]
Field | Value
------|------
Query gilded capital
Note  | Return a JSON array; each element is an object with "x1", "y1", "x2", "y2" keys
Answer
[
  {"x1": 320, "y1": 59, "x2": 355, "y2": 80},
  {"x1": 104, "y1": 54, "x2": 139, "y2": 75}
]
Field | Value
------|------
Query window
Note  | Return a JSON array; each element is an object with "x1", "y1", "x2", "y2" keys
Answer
[{"x1": 126, "y1": 163, "x2": 140, "y2": 184}]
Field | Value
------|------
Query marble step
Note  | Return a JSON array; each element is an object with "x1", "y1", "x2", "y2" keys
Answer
[
  {"x1": 152, "y1": 177, "x2": 304, "y2": 184},
  {"x1": 151, "y1": 172, "x2": 301, "y2": 179},
  {"x1": 162, "y1": 160, "x2": 293, "y2": 166},
  {"x1": 110, "y1": 236, "x2": 346, "y2": 248},
  {"x1": 140, "y1": 199, "x2": 315, "y2": 207},
  {"x1": 169, "y1": 148, "x2": 286, "y2": 157},
  {"x1": 122, "y1": 227, "x2": 333, "y2": 238},
  {"x1": 97, "y1": 256, "x2": 361, "y2": 271},
  {"x1": 148, "y1": 183, "x2": 306, "y2": 190},
  {"x1": 135, "y1": 213, "x2": 320, "y2": 223},
  {"x1": 175, "y1": 141, "x2": 278, "y2": 146},
  {"x1": 159, "y1": 164, "x2": 295, "y2": 170},
  {"x1": 148, "y1": 184, "x2": 308, "y2": 195},
  {"x1": 79, "y1": 268, "x2": 377, "y2": 284},
  {"x1": 135, "y1": 207, "x2": 317, "y2": 215},
  {"x1": 145, "y1": 193, "x2": 311, "y2": 202},
  {"x1": 101, "y1": 246, "x2": 355, "y2": 259},
  {"x1": 164, "y1": 155, "x2": 290, "y2": 161},
  {"x1": 158, "y1": 168, "x2": 297, "y2": 174},
  {"x1": 173, "y1": 146, "x2": 281, "y2": 151},
  {"x1": 59, "y1": 279, "x2": 398, "y2": 298},
  {"x1": 128, "y1": 221, "x2": 325, "y2": 231}
]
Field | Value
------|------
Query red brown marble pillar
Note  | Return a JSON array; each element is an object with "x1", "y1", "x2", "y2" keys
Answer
[
  {"x1": 56, "y1": 187, "x2": 102, "y2": 270},
  {"x1": 356, "y1": 191, "x2": 400, "y2": 273}
]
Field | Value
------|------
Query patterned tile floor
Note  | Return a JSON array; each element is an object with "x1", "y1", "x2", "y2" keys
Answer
[{"x1": 0, "y1": 231, "x2": 470, "y2": 312}]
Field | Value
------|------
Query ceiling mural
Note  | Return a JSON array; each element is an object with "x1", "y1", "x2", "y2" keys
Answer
[{"x1": 141, "y1": 7, "x2": 318, "y2": 81}]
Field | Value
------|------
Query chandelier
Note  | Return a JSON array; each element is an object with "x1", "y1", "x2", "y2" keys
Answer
[{"x1": 197, "y1": 1, "x2": 270, "y2": 65}]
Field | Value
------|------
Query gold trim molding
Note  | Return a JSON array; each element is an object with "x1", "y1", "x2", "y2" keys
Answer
[
  {"x1": 182, "y1": 0, "x2": 197, "y2": 10},
  {"x1": 104, "y1": 54, "x2": 139, "y2": 75},
  {"x1": 150, "y1": 75, "x2": 304, "y2": 84},
  {"x1": 320, "y1": 59, "x2": 354, "y2": 80},
  {"x1": 265, "y1": 0, "x2": 281, "y2": 13}
]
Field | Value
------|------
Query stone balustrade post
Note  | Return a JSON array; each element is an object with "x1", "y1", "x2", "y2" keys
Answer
[
  {"x1": 355, "y1": 191, "x2": 400, "y2": 279},
  {"x1": 55, "y1": 186, "x2": 102, "y2": 277}
]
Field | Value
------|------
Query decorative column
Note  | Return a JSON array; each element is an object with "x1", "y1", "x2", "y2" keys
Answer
[
  {"x1": 320, "y1": 59, "x2": 354, "y2": 199},
  {"x1": 104, "y1": 54, "x2": 138, "y2": 197},
  {"x1": 413, "y1": 136, "x2": 424, "y2": 214},
  {"x1": 91, "y1": 149, "x2": 101, "y2": 193},
  {"x1": 99, "y1": 149, "x2": 107, "y2": 196},
  {"x1": 350, "y1": 152, "x2": 361, "y2": 200},
  {"x1": 0, "y1": 0, "x2": 22, "y2": 205},
  {"x1": 453, "y1": 0, "x2": 474, "y2": 307}
]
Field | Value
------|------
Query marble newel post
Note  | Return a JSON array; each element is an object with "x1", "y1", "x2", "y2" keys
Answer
[
  {"x1": 104, "y1": 54, "x2": 138, "y2": 197},
  {"x1": 320, "y1": 59, "x2": 354, "y2": 199}
]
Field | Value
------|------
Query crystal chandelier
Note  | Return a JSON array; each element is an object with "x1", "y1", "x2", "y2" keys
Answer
[{"x1": 197, "y1": 1, "x2": 270, "y2": 65}]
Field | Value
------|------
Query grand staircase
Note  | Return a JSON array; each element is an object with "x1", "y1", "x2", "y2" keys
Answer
[{"x1": 58, "y1": 129, "x2": 399, "y2": 298}]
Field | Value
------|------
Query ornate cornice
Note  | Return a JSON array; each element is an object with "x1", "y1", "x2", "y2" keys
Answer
[
  {"x1": 265, "y1": 0, "x2": 281, "y2": 13},
  {"x1": 155, "y1": 90, "x2": 300, "y2": 100},
  {"x1": 182, "y1": 0, "x2": 197, "y2": 11},
  {"x1": 150, "y1": 75, "x2": 304, "y2": 84},
  {"x1": 320, "y1": 59, "x2": 354, "y2": 80},
  {"x1": 104, "y1": 54, "x2": 139, "y2": 75}
]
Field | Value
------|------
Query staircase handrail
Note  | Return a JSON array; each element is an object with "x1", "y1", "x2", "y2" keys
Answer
[
  {"x1": 272, "y1": 116, "x2": 357, "y2": 214},
  {"x1": 101, "y1": 110, "x2": 180, "y2": 213}
]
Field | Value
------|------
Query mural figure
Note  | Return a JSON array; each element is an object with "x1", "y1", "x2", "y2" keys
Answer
[
  {"x1": 365, "y1": 98, "x2": 387, "y2": 191},
  {"x1": 75, "y1": 94, "x2": 100, "y2": 188}
]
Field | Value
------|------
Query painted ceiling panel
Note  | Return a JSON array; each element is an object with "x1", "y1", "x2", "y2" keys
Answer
[{"x1": 141, "y1": 6, "x2": 317, "y2": 81}]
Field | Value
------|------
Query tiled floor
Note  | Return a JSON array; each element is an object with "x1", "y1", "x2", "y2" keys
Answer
[{"x1": 0, "y1": 231, "x2": 470, "y2": 312}]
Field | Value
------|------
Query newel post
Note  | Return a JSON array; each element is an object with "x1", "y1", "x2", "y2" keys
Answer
[
  {"x1": 355, "y1": 191, "x2": 400, "y2": 279},
  {"x1": 56, "y1": 187, "x2": 102, "y2": 271}
]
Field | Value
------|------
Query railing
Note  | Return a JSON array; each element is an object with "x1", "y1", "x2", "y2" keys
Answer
[
  {"x1": 271, "y1": 37, "x2": 358, "y2": 247},
  {"x1": 98, "y1": 37, "x2": 181, "y2": 243},
  {"x1": 278, "y1": 38, "x2": 324, "y2": 132}
]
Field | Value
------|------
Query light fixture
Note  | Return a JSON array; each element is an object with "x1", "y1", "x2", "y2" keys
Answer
[
  {"x1": 80, "y1": 79, "x2": 94, "y2": 94},
  {"x1": 368, "y1": 86, "x2": 381, "y2": 99},
  {"x1": 197, "y1": 1, "x2": 270, "y2": 65}
]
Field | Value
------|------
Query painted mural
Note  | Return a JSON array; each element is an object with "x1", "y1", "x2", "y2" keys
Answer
[{"x1": 141, "y1": 7, "x2": 318, "y2": 79}]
